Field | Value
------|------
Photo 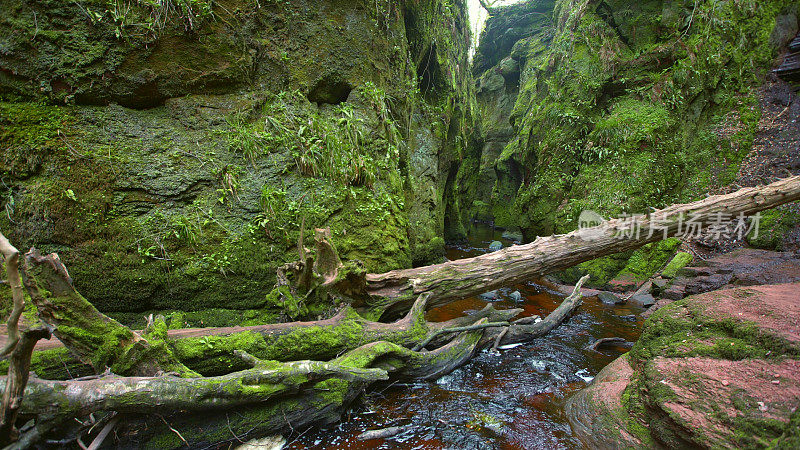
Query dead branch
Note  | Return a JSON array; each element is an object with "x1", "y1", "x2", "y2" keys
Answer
[
  {"x1": 0, "y1": 326, "x2": 51, "y2": 446},
  {"x1": 23, "y1": 249, "x2": 197, "y2": 377},
  {"x1": 0, "y1": 231, "x2": 24, "y2": 357}
]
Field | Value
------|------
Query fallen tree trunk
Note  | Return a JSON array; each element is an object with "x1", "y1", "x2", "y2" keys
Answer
[
  {"x1": 366, "y1": 176, "x2": 800, "y2": 317},
  {"x1": 5, "y1": 250, "x2": 586, "y2": 447}
]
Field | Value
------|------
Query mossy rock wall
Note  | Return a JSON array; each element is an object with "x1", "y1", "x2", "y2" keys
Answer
[
  {"x1": 462, "y1": 0, "x2": 798, "y2": 239},
  {"x1": 0, "y1": 0, "x2": 476, "y2": 318},
  {"x1": 452, "y1": 1, "x2": 555, "y2": 231},
  {"x1": 454, "y1": 0, "x2": 798, "y2": 283}
]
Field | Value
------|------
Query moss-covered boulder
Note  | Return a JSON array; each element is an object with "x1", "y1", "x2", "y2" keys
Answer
[
  {"x1": 567, "y1": 283, "x2": 800, "y2": 448},
  {"x1": 747, "y1": 206, "x2": 800, "y2": 250}
]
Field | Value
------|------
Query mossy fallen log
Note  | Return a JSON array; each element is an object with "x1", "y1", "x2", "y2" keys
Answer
[{"x1": 23, "y1": 249, "x2": 197, "y2": 378}]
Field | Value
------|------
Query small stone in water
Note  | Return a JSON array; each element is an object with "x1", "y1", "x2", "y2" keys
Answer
[
  {"x1": 510, "y1": 291, "x2": 522, "y2": 302},
  {"x1": 480, "y1": 290, "x2": 500, "y2": 301},
  {"x1": 498, "y1": 343, "x2": 524, "y2": 350}
]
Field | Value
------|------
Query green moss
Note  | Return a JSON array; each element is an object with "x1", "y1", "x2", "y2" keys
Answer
[
  {"x1": 630, "y1": 294, "x2": 800, "y2": 364},
  {"x1": 313, "y1": 378, "x2": 350, "y2": 406},
  {"x1": 557, "y1": 252, "x2": 631, "y2": 287},
  {"x1": 172, "y1": 308, "x2": 366, "y2": 374},
  {"x1": 616, "y1": 239, "x2": 681, "y2": 281},
  {"x1": 264, "y1": 285, "x2": 308, "y2": 319},
  {"x1": 747, "y1": 206, "x2": 800, "y2": 250},
  {"x1": 0, "y1": 347, "x2": 94, "y2": 381},
  {"x1": 2, "y1": 0, "x2": 476, "y2": 317},
  {"x1": 619, "y1": 373, "x2": 657, "y2": 446},
  {"x1": 0, "y1": 102, "x2": 68, "y2": 177},
  {"x1": 472, "y1": 0, "x2": 795, "y2": 246},
  {"x1": 662, "y1": 252, "x2": 694, "y2": 278},
  {"x1": 769, "y1": 408, "x2": 800, "y2": 449},
  {"x1": 557, "y1": 239, "x2": 680, "y2": 287}
]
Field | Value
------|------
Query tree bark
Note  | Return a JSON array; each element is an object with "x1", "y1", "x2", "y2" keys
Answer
[
  {"x1": 0, "y1": 232, "x2": 24, "y2": 357},
  {"x1": 0, "y1": 327, "x2": 50, "y2": 446},
  {"x1": 366, "y1": 176, "x2": 800, "y2": 317},
  {"x1": 23, "y1": 249, "x2": 197, "y2": 377}
]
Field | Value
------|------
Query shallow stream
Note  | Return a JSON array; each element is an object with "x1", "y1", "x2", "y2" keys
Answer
[{"x1": 289, "y1": 224, "x2": 645, "y2": 449}]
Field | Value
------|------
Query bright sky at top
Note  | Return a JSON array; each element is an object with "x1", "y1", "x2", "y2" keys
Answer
[{"x1": 467, "y1": 0, "x2": 525, "y2": 57}]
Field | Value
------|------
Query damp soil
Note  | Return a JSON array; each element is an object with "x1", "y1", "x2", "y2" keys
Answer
[{"x1": 288, "y1": 224, "x2": 647, "y2": 449}]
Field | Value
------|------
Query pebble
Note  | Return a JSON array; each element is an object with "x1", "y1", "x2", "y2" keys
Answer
[
  {"x1": 772, "y1": 380, "x2": 780, "y2": 385},
  {"x1": 758, "y1": 402, "x2": 768, "y2": 412},
  {"x1": 721, "y1": 380, "x2": 729, "y2": 386}
]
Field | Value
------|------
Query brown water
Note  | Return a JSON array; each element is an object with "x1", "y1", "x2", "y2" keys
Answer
[{"x1": 288, "y1": 224, "x2": 645, "y2": 449}]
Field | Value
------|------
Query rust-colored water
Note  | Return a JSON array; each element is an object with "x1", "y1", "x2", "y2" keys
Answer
[{"x1": 289, "y1": 224, "x2": 645, "y2": 449}]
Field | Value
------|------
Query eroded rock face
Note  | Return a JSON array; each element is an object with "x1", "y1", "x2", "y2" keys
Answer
[
  {"x1": 566, "y1": 284, "x2": 800, "y2": 448},
  {"x1": 464, "y1": 0, "x2": 799, "y2": 241},
  {"x1": 0, "y1": 0, "x2": 476, "y2": 319},
  {"x1": 452, "y1": 1, "x2": 552, "y2": 230}
]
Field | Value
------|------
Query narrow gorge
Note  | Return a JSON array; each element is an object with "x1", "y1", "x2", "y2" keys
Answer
[{"x1": 1, "y1": 0, "x2": 799, "y2": 448}]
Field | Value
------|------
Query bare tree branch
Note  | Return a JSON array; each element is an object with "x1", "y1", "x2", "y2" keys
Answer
[{"x1": 0, "y1": 231, "x2": 24, "y2": 357}]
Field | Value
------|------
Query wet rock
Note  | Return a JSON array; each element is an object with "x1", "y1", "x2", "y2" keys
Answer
[
  {"x1": 1, "y1": 0, "x2": 477, "y2": 317},
  {"x1": 509, "y1": 291, "x2": 522, "y2": 302},
  {"x1": 480, "y1": 71, "x2": 505, "y2": 92},
  {"x1": 501, "y1": 229, "x2": 523, "y2": 242},
  {"x1": 641, "y1": 299, "x2": 672, "y2": 320},
  {"x1": 565, "y1": 355, "x2": 643, "y2": 448},
  {"x1": 357, "y1": 426, "x2": 404, "y2": 441},
  {"x1": 488, "y1": 241, "x2": 503, "y2": 252},
  {"x1": 585, "y1": 337, "x2": 632, "y2": 352},
  {"x1": 235, "y1": 435, "x2": 286, "y2": 450},
  {"x1": 661, "y1": 284, "x2": 686, "y2": 300},
  {"x1": 684, "y1": 274, "x2": 734, "y2": 296},
  {"x1": 606, "y1": 274, "x2": 638, "y2": 293},
  {"x1": 498, "y1": 57, "x2": 519, "y2": 78},
  {"x1": 628, "y1": 293, "x2": 656, "y2": 307},
  {"x1": 472, "y1": 0, "x2": 553, "y2": 73},
  {"x1": 597, "y1": 292, "x2": 623, "y2": 305},
  {"x1": 769, "y1": 13, "x2": 799, "y2": 51},
  {"x1": 652, "y1": 278, "x2": 669, "y2": 290},
  {"x1": 479, "y1": 290, "x2": 500, "y2": 301}
]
